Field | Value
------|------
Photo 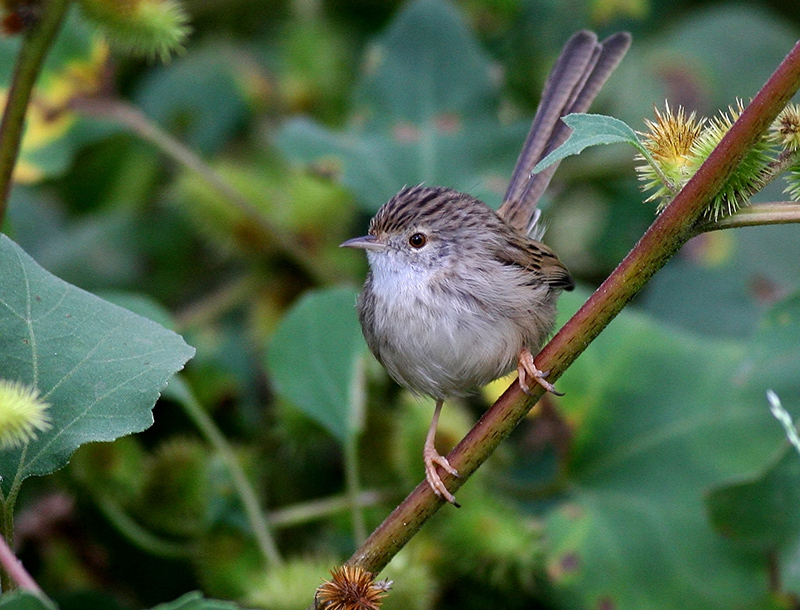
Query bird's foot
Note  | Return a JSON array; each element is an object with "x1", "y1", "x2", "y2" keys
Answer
[
  {"x1": 423, "y1": 444, "x2": 460, "y2": 507},
  {"x1": 518, "y1": 348, "x2": 563, "y2": 396}
]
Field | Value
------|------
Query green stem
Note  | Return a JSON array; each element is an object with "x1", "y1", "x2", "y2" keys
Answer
[
  {"x1": 0, "y1": 0, "x2": 73, "y2": 227},
  {"x1": 175, "y1": 275, "x2": 257, "y2": 331},
  {"x1": 69, "y1": 96, "x2": 333, "y2": 285},
  {"x1": 0, "y1": 496, "x2": 12, "y2": 593},
  {"x1": 0, "y1": 446, "x2": 31, "y2": 592},
  {"x1": 696, "y1": 201, "x2": 800, "y2": 233},
  {"x1": 342, "y1": 37, "x2": 800, "y2": 576},
  {"x1": 344, "y1": 435, "x2": 366, "y2": 545},
  {"x1": 95, "y1": 494, "x2": 191, "y2": 558},
  {"x1": 170, "y1": 378, "x2": 283, "y2": 567},
  {"x1": 267, "y1": 490, "x2": 387, "y2": 528}
]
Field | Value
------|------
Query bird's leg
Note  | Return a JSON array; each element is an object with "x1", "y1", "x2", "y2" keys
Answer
[
  {"x1": 517, "y1": 347, "x2": 564, "y2": 396},
  {"x1": 423, "y1": 398, "x2": 460, "y2": 507}
]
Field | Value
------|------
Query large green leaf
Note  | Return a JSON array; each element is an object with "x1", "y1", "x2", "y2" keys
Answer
[
  {"x1": 704, "y1": 293, "x2": 800, "y2": 599},
  {"x1": 0, "y1": 235, "x2": 195, "y2": 493},
  {"x1": 641, "y1": 223, "x2": 800, "y2": 340},
  {"x1": 707, "y1": 444, "x2": 800, "y2": 551},
  {"x1": 266, "y1": 286, "x2": 366, "y2": 444},
  {"x1": 276, "y1": 0, "x2": 528, "y2": 211},
  {"x1": 541, "y1": 289, "x2": 788, "y2": 610}
]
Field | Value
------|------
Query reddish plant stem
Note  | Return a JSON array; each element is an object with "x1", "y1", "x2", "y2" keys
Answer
[
  {"x1": 344, "y1": 38, "x2": 800, "y2": 574},
  {"x1": 0, "y1": 535, "x2": 41, "y2": 594}
]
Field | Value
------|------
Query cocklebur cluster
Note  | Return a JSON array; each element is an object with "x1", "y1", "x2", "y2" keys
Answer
[{"x1": 637, "y1": 100, "x2": 782, "y2": 221}]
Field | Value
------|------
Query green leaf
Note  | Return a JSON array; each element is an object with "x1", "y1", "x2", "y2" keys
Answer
[
  {"x1": 276, "y1": 0, "x2": 528, "y2": 211},
  {"x1": 266, "y1": 287, "x2": 366, "y2": 444},
  {"x1": 706, "y1": 444, "x2": 800, "y2": 550},
  {"x1": 642, "y1": 225, "x2": 800, "y2": 339},
  {"x1": 0, "y1": 235, "x2": 195, "y2": 493},
  {"x1": 134, "y1": 44, "x2": 256, "y2": 155},
  {"x1": 532, "y1": 113, "x2": 644, "y2": 173},
  {"x1": 150, "y1": 591, "x2": 252, "y2": 610},
  {"x1": 541, "y1": 288, "x2": 785, "y2": 610},
  {"x1": 703, "y1": 292, "x2": 800, "y2": 598},
  {"x1": 0, "y1": 592, "x2": 56, "y2": 610}
]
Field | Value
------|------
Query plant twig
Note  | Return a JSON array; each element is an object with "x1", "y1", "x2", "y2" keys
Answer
[
  {"x1": 341, "y1": 37, "x2": 800, "y2": 577},
  {"x1": 69, "y1": 95, "x2": 335, "y2": 285},
  {"x1": 170, "y1": 378, "x2": 284, "y2": 567},
  {"x1": 268, "y1": 490, "x2": 387, "y2": 528},
  {"x1": 344, "y1": 435, "x2": 367, "y2": 544},
  {"x1": 95, "y1": 494, "x2": 191, "y2": 558},
  {"x1": 696, "y1": 201, "x2": 800, "y2": 233},
  {"x1": 0, "y1": 534, "x2": 42, "y2": 594},
  {"x1": 0, "y1": 0, "x2": 73, "y2": 226}
]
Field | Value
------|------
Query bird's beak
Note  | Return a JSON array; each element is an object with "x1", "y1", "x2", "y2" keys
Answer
[{"x1": 340, "y1": 235, "x2": 386, "y2": 251}]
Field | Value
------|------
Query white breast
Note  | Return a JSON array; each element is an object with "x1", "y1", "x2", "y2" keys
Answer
[{"x1": 364, "y1": 250, "x2": 523, "y2": 399}]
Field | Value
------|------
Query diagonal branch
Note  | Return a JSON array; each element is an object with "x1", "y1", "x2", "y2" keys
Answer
[{"x1": 342, "y1": 37, "x2": 800, "y2": 576}]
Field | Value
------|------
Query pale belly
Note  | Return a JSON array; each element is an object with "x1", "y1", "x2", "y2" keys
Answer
[{"x1": 360, "y1": 279, "x2": 524, "y2": 399}]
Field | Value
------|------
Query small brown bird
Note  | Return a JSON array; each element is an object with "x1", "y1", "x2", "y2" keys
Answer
[{"x1": 342, "y1": 31, "x2": 631, "y2": 505}]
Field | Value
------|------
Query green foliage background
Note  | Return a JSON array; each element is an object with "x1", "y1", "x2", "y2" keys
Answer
[{"x1": 2, "y1": 0, "x2": 800, "y2": 609}]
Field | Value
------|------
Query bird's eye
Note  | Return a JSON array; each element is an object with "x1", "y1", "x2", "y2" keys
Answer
[{"x1": 408, "y1": 233, "x2": 427, "y2": 248}]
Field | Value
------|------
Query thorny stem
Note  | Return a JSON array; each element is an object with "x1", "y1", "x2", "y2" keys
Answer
[
  {"x1": 69, "y1": 96, "x2": 335, "y2": 285},
  {"x1": 340, "y1": 38, "x2": 800, "y2": 578},
  {"x1": 0, "y1": 0, "x2": 72, "y2": 227}
]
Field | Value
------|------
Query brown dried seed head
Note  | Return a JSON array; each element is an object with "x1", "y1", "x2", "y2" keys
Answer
[{"x1": 315, "y1": 565, "x2": 391, "y2": 610}]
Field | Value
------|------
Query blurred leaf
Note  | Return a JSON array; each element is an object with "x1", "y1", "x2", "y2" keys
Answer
[
  {"x1": 134, "y1": 43, "x2": 263, "y2": 155},
  {"x1": 169, "y1": 156, "x2": 354, "y2": 271},
  {"x1": 0, "y1": 235, "x2": 195, "y2": 493},
  {"x1": 642, "y1": 224, "x2": 800, "y2": 338},
  {"x1": 603, "y1": 5, "x2": 800, "y2": 128},
  {"x1": 0, "y1": 8, "x2": 118, "y2": 183},
  {"x1": 702, "y1": 294, "x2": 800, "y2": 552},
  {"x1": 666, "y1": 5, "x2": 799, "y2": 108},
  {"x1": 276, "y1": 0, "x2": 528, "y2": 211},
  {"x1": 266, "y1": 287, "x2": 365, "y2": 444},
  {"x1": 533, "y1": 113, "x2": 644, "y2": 173},
  {"x1": 97, "y1": 292, "x2": 177, "y2": 330},
  {"x1": 782, "y1": 536, "x2": 800, "y2": 599},
  {"x1": 707, "y1": 445, "x2": 800, "y2": 550},
  {"x1": 265, "y1": 18, "x2": 354, "y2": 122},
  {"x1": 543, "y1": 288, "x2": 788, "y2": 610},
  {"x1": 0, "y1": 592, "x2": 56, "y2": 610},
  {"x1": 150, "y1": 591, "x2": 251, "y2": 610},
  {"x1": 744, "y1": 292, "x2": 800, "y2": 399}
]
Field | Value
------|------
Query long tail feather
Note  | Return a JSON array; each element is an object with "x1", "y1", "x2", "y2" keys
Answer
[{"x1": 498, "y1": 31, "x2": 631, "y2": 235}]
